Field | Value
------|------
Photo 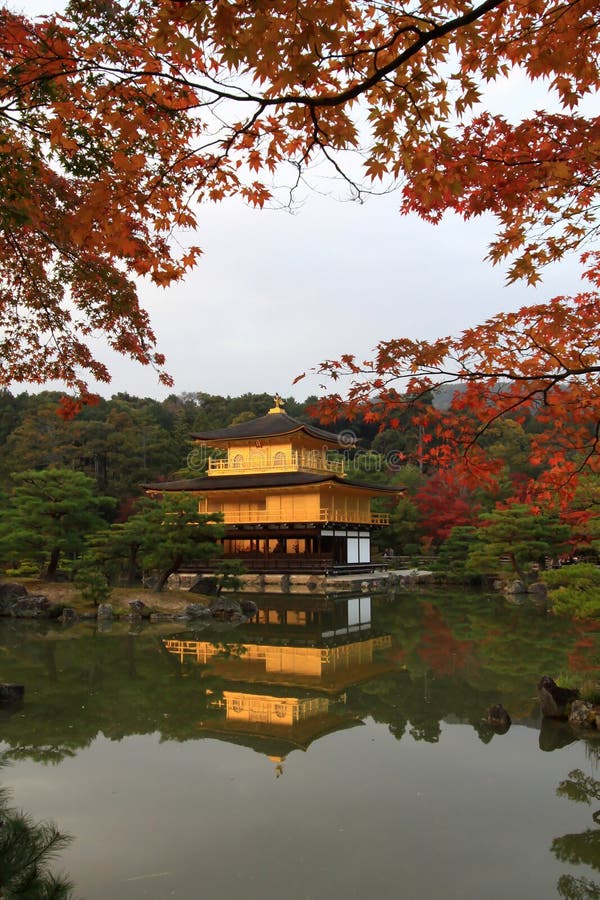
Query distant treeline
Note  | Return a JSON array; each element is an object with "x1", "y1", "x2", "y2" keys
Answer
[
  {"x1": 0, "y1": 389, "x2": 395, "y2": 509},
  {"x1": 2, "y1": 387, "x2": 592, "y2": 568}
]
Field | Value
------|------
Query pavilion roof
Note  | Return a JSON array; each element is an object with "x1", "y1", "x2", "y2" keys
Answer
[
  {"x1": 191, "y1": 411, "x2": 345, "y2": 447},
  {"x1": 144, "y1": 471, "x2": 402, "y2": 495}
]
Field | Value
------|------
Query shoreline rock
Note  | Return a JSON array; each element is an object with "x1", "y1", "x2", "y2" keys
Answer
[{"x1": 537, "y1": 675, "x2": 580, "y2": 720}]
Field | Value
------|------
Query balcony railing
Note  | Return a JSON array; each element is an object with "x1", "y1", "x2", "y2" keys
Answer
[
  {"x1": 320, "y1": 509, "x2": 389, "y2": 525},
  {"x1": 207, "y1": 450, "x2": 345, "y2": 477},
  {"x1": 201, "y1": 508, "x2": 390, "y2": 526}
]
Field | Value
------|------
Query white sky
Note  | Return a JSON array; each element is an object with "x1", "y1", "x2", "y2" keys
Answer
[{"x1": 12, "y1": 2, "x2": 591, "y2": 401}]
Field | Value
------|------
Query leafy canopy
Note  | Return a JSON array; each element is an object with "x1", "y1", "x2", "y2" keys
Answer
[
  {"x1": 1, "y1": 0, "x2": 599, "y2": 405},
  {"x1": 0, "y1": 467, "x2": 114, "y2": 577},
  {"x1": 118, "y1": 492, "x2": 225, "y2": 591}
]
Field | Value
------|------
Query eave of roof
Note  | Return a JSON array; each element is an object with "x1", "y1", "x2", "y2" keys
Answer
[
  {"x1": 144, "y1": 471, "x2": 402, "y2": 495},
  {"x1": 190, "y1": 412, "x2": 344, "y2": 447}
]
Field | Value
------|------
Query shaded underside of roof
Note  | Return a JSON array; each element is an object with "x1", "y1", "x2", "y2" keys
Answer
[
  {"x1": 144, "y1": 471, "x2": 401, "y2": 495},
  {"x1": 199, "y1": 715, "x2": 362, "y2": 757},
  {"x1": 190, "y1": 412, "x2": 344, "y2": 446}
]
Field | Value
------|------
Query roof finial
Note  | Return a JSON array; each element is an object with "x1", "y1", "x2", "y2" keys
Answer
[{"x1": 268, "y1": 393, "x2": 285, "y2": 414}]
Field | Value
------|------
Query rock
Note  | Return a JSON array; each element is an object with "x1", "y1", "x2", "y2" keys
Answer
[
  {"x1": 485, "y1": 704, "x2": 511, "y2": 733},
  {"x1": 60, "y1": 607, "x2": 78, "y2": 623},
  {"x1": 537, "y1": 675, "x2": 580, "y2": 719},
  {"x1": 505, "y1": 579, "x2": 527, "y2": 595},
  {"x1": 0, "y1": 582, "x2": 30, "y2": 615},
  {"x1": 189, "y1": 575, "x2": 220, "y2": 595},
  {"x1": 0, "y1": 683, "x2": 24, "y2": 706},
  {"x1": 239, "y1": 598, "x2": 258, "y2": 617},
  {"x1": 0, "y1": 582, "x2": 28, "y2": 605},
  {"x1": 184, "y1": 603, "x2": 212, "y2": 619},
  {"x1": 569, "y1": 699, "x2": 600, "y2": 730},
  {"x1": 128, "y1": 599, "x2": 150, "y2": 617},
  {"x1": 529, "y1": 581, "x2": 548, "y2": 599},
  {"x1": 209, "y1": 597, "x2": 243, "y2": 620},
  {"x1": 96, "y1": 603, "x2": 113, "y2": 620},
  {"x1": 11, "y1": 595, "x2": 50, "y2": 618}
]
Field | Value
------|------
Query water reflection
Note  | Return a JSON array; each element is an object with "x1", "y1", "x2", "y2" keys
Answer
[
  {"x1": 554, "y1": 759, "x2": 600, "y2": 898},
  {"x1": 163, "y1": 595, "x2": 393, "y2": 756},
  {"x1": 2, "y1": 591, "x2": 600, "y2": 898},
  {"x1": 0, "y1": 590, "x2": 598, "y2": 763}
]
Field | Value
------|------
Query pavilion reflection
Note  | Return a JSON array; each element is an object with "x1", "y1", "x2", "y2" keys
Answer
[{"x1": 162, "y1": 594, "x2": 394, "y2": 756}]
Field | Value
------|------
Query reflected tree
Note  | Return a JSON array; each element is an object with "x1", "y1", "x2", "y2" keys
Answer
[
  {"x1": 558, "y1": 874, "x2": 600, "y2": 899},
  {"x1": 554, "y1": 764, "x2": 600, "y2": 898},
  {"x1": 553, "y1": 829, "x2": 600, "y2": 871},
  {"x1": 558, "y1": 770, "x2": 600, "y2": 808}
]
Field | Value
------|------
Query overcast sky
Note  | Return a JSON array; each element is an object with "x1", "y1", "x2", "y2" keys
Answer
[{"x1": 16, "y1": 2, "x2": 588, "y2": 402}]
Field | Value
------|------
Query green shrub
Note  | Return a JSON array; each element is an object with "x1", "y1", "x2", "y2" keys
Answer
[
  {"x1": 556, "y1": 669, "x2": 600, "y2": 703},
  {"x1": 72, "y1": 563, "x2": 112, "y2": 607},
  {"x1": 4, "y1": 562, "x2": 40, "y2": 578},
  {"x1": 542, "y1": 564, "x2": 600, "y2": 619}
]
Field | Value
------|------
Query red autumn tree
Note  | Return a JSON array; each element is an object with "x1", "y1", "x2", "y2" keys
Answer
[
  {"x1": 413, "y1": 469, "x2": 481, "y2": 544},
  {"x1": 313, "y1": 294, "x2": 600, "y2": 496},
  {"x1": 0, "y1": 0, "x2": 598, "y2": 421}
]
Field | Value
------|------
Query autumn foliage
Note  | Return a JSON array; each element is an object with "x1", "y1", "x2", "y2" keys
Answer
[
  {"x1": 0, "y1": 0, "x2": 598, "y2": 467},
  {"x1": 314, "y1": 294, "x2": 600, "y2": 497}
]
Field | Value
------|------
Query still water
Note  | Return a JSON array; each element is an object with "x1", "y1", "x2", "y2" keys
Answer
[{"x1": 2, "y1": 590, "x2": 600, "y2": 899}]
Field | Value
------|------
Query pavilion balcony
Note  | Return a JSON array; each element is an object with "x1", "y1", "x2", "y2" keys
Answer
[
  {"x1": 319, "y1": 509, "x2": 389, "y2": 526},
  {"x1": 207, "y1": 451, "x2": 345, "y2": 477},
  {"x1": 209, "y1": 509, "x2": 389, "y2": 526}
]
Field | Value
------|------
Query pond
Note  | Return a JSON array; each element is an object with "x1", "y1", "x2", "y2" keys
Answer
[{"x1": 2, "y1": 590, "x2": 600, "y2": 899}]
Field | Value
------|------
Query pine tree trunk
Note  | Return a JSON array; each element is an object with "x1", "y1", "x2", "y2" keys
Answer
[
  {"x1": 46, "y1": 546, "x2": 61, "y2": 579},
  {"x1": 126, "y1": 543, "x2": 140, "y2": 586},
  {"x1": 153, "y1": 555, "x2": 183, "y2": 592},
  {"x1": 509, "y1": 552, "x2": 526, "y2": 582}
]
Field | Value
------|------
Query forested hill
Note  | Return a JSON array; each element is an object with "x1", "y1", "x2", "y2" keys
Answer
[
  {"x1": 0, "y1": 388, "x2": 595, "y2": 567},
  {"x1": 0, "y1": 389, "x2": 389, "y2": 506},
  {"x1": 0, "y1": 391, "x2": 299, "y2": 502},
  {"x1": 0, "y1": 385, "x2": 551, "y2": 509}
]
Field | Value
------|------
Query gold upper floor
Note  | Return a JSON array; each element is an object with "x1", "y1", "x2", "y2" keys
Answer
[
  {"x1": 207, "y1": 447, "x2": 344, "y2": 477},
  {"x1": 193, "y1": 398, "x2": 351, "y2": 478}
]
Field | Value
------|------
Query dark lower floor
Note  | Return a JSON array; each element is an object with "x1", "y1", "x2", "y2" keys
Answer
[{"x1": 187, "y1": 525, "x2": 383, "y2": 574}]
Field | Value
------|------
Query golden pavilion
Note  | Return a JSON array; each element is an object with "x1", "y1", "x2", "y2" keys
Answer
[{"x1": 146, "y1": 397, "x2": 399, "y2": 573}]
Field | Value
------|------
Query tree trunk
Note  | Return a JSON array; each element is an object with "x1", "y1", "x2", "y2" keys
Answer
[
  {"x1": 46, "y1": 546, "x2": 61, "y2": 579},
  {"x1": 153, "y1": 555, "x2": 183, "y2": 592},
  {"x1": 509, "y1": 552, "x2": 526, "y2": 582},
  {"x1": 126, "y1": 542, "x2": 140, "y2": 587}
]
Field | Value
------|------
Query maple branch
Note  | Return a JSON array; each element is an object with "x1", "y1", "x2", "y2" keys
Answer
[
  {"x1": 270, "y1": 0, "x2": 508, "y2": 110},
  {"x1": 17, "y1": 0, "x2": 507, "y2": 116}
]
